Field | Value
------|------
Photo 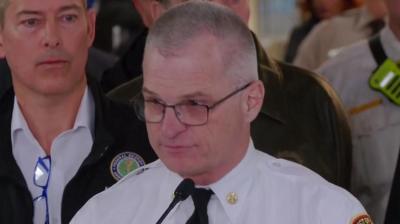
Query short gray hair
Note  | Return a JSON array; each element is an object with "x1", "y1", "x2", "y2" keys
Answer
[
  {"x1": 145, "y1": 1, "x2": 258, "y2": 85},
  {"x1": 0, "y1": 0, "x2": 10, "y2": 26}
]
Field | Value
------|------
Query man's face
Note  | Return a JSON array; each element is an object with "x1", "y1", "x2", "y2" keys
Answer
[
  {"x1": 209, "y1": 0, "x2": 250, "y2": 23},
  {"x1": 366, "y1": 0, "x2": 386, "y2": 19},
  {"x1": 0, "y1": 0, "x2": 95, "y2": 96},
  {"x1": 142, "y1": 35, "x2": 251, "y2": 184},
  {"x1": 312, "y1": 0, "x2": 345, "y2": 19},
  {"x1": 133, "y1": 0, "x2": 153, "y2": 27},
  {"x1": 385, "y1": 0, "x2": 400, "y2": 22},
  {"x1": 133, "y1": 0, "x2": 187, "y2": 27}
]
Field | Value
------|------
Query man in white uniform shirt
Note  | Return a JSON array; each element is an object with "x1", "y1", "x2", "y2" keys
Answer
[
  {"x1": 72, "y1": 2, "x2": 371, "y2": 224},
  {"x1": 294, "y1": 0, "x2": 387, "y2": 70},
  {"x1": 318, "y1": 0, "x2": 400, "y2": 223}
]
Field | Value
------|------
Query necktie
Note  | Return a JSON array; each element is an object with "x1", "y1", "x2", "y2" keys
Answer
[
  {"x1": 186, "y1": 188, "x2": 214, "y2": 224},
  {"x1": 384, "y1": 145, "x2": 400, "y2": 224}
]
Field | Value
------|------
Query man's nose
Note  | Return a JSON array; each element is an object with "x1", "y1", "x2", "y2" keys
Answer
[
  {"x1": 160, "y1": 107, "x2": 187, "y2": 138},
  {"x1": 42, "y1": 21, "x2": 61, "y2": 48}
]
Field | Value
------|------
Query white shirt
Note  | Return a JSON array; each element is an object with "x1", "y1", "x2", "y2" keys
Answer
[
  {"x1": 318, "y1": 26, "x2": 400, "y2": 224},
  {"x1": 11, "y1": 87, "x2": 95, "y2": 224},
  {"x1": 71, "y1": 141, "x2": 367, "y2": 224},
  {"x1": 294, "y1": 6, "x2": 377, "y2": 70}
]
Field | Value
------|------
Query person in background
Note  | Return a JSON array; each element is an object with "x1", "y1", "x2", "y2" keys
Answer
[
  {"x1": 0, "y1": 0, "x2": 118, "y2": 89},
  {"x1": 317, "y1": 0, "x2": 400, "y2": 222},
  {"x1": 294, "y1": 0, "x2": 387, "y2": 70},
  {"x1": 385, "y1": 152, "x2": 400, "y2": 224},
  {"x1": 71, "y1": 2, "x2": 371, "y2": 223},
  {"x1": 93, "y1": 0, "x2": 145, "y2": 56},
  {"x1": 284, "y1": 0, "x2": 360, "y2": 63},
  {"x1": 100, "y1": 0, "x2": 179, "y2": 92},
  {"x1": 0, "y1": 0, "x2": 157, "y2": 223}
]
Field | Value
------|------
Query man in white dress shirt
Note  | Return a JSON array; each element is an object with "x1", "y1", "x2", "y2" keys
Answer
[
  {"x1": 318, "y1": 0, "x2": 400, "y2": 223},
  {"x1": 0, "y1": 0, "x2": 157, "y2": 223},
  {"x1": 72, "y1": 2, "x2": 371, "y2": 224}
]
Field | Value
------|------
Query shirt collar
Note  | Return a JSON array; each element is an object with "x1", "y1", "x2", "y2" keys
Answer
[
  {"x1": 355, "y1": 6, "x2": 377, "y2": 30},
  {"x1": 381, "y1": 25, "x2": 400, "y2": 62},
  {"x1": 163, "y1": 139, "x2": 259, "y2": 223},
  {"x1": 73, "y1": 86, "x2": 95, "y2": 138},
  {"x1": 251, "y1": 33, "x2": 287, "y2": 125},
  {"x1": 11, "y1": 86, "x2": 95, "y2": 147},
  {"x1": 11, "y1": 96, "x2": 33, "y2": 148},
  {"x1": 208, "y1": 140, "x2": 259, "y2": 223}
]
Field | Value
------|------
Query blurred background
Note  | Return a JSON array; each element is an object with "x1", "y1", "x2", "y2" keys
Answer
[
  {"x1": 92, "y1": 0, "x2": 371, "y2": 62},
  {"x1": 92, "y1": 0, "x2": 329, "y2": 61},
  {"x1": 250, "y1": 0, "x2": 299, "y2": 60}
]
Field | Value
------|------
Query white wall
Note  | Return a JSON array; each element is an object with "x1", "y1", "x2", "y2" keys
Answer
[{"x1": 249, "y1": 0, "x2": 300, "y2": 60}]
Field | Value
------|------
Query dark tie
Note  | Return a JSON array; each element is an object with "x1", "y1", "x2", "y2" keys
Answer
[
  {"x1": 186, "y1": 188, "x2": 214, "y2": 224},
  {"x1": 384, "y1": 146, "x2": 400, "y2": 224}
]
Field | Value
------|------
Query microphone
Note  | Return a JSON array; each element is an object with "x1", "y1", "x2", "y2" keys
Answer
[{"x1": 156, "y1": 178, "x2": 195, "y2": 224}]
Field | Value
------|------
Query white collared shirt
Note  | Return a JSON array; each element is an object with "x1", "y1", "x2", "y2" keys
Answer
[
  {"x1": 318, "y1": 26, "x2": 400, "y2": 224},
  {"x1": 11, "y1": 87, "x2": 95, "y2": 224},
  {"x1": 294, "y1": 6, "x2": 380, "y2": 70},
  {"x1": 71, "y1": 140, "x2": 367, "y2": 224}
]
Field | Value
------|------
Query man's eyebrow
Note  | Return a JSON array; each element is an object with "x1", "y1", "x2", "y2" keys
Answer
[
  {"x1": 16, "y1": 10, "x2": 42, "y2": 17},
  {"x1": 180, "y1": 92, "x2": 209, "y2": 99},
  {"x1": 142, "y1": 87, "x2": 210, "y2": 100},
  {"x1": 142, "y1": 87, "x2": 158, "y2": 96},
  {"x1": 58, "y1": 4, "x2": 83, "y2": 13},
  {"x1": 16, "y1": 4, "x2": 83, "y2": 17}
]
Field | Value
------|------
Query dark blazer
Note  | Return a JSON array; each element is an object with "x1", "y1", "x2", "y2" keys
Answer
[
  {"x1": 0, "y1": 59, "x2": 11, "y2": 97},
  {"x1": 0, "y1": 78, "x2": 157, "y2": 224},
  {"x1": 100, "y1": 28, "x2": 148, "y2": 92}
]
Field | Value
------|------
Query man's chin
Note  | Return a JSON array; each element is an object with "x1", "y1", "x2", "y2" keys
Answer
[{"x1": 162, "y1": 157, "x2": 195, "y2": 175}]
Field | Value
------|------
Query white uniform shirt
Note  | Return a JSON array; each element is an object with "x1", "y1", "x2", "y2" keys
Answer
[
  {"x1": 11, "y1": 87, "x2": 95, "y2": 224},
  {"x1": 318, "y1": 26, "x2": 400, "y2": 224},
  {"x1": 71, "y1": 141, "x2": 367, "y2": 224},
  {"x1": 294, "y1": 6, "x2": 377, "y2": 70}
]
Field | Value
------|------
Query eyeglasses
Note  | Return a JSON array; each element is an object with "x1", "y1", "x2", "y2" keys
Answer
[
  {"x1": 33, "y1": 156, "x2": 51, "y2": 224},
  {"x1": 133, "y1": 82, "x2": 252, "y2": 126}
]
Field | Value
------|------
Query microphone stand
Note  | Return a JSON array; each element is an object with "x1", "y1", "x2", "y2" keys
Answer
[{"x1": 156, "y1": 178, "x2": 195, "y2": 224}]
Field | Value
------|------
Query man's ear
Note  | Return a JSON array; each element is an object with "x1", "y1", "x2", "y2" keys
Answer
[
  {"x1": 150, "y1": 0, "x2": 166, "y2": 22},
  {"x1": 0, "y1": 31, "x2": 6, "y2": 58},
  {"x1": 242, "y1": 80, "x2": 264, "y2": 122},
  {"x1": 86, "y1": 9, "x2": 96, "y2": 47},
  {"x1": 133, "y1": 0, "x2": 153, "y2": 27}
]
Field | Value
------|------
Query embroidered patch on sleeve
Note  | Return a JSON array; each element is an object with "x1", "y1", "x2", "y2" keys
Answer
[
  {"x1": 110, "y1": 152, "x2": 146, "y2": 181},
  {"x1": 351, "y1": 214, "x2": 374, "y2": 224}
]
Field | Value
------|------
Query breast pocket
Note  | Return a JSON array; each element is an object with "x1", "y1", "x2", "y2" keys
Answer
[
  {"x1": 350, "y1": 99, "x2": 400, "y2": 196},
  {"x1": 350, "y1": 98, "x2": 400, "y2": 136}
]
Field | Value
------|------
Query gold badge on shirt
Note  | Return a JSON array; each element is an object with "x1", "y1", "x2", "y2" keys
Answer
[
  {"x1": 351, "y1": 214, "x2": 373, "y2": 224},
  {"x1": 226, "y1": 192, "x2": 238, "y2": 205}
]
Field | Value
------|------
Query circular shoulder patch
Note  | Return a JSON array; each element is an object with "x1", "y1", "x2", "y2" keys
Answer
[
  {"x1": 351, "y1": 214, "x2": 374, "y2": 224},
  {"x1": 110, "y1": 152, "x2": 146, "y2": 181}
]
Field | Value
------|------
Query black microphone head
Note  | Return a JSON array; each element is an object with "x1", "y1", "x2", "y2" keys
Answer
[{"x1": 174, "y1": 178, "x2": 195, "y2": 201}]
